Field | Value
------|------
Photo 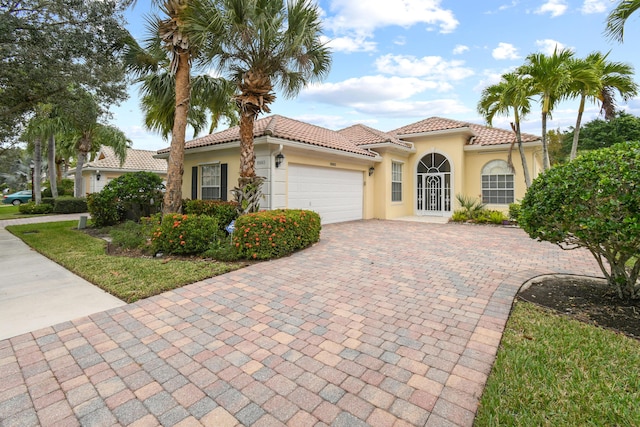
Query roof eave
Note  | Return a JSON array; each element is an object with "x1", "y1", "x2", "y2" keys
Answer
[
  {"x1": 396, "y1": 127, "x2": 476, "y2": 139},
  {"x1": 358, "y1": 142, "x2": 416, "y2": 153},
  {"x1": 464, "y1": 139, "x2": 543, "y2": 152}
]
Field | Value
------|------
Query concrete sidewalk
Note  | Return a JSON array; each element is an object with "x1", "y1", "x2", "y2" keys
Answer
[{"x1": 0, "y1": 214, "x2": 125, "y2": 340}]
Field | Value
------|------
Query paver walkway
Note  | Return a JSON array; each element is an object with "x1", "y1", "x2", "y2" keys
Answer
[{"x1": 0, "y1": 220, "x2": 601, "y2": 426}]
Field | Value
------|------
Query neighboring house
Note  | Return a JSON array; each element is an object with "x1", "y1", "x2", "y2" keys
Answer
[
  {"x1": 156, "y1": 115, "x2": 542, "y2": 224},
  {"x1": 78, "y1": 147, "x2": 168, "y2": 195}
]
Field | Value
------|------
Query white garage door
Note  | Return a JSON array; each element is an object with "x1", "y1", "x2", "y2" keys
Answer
[{"x1": 288, "y1": 164, "x2": 363, "y2": 224}]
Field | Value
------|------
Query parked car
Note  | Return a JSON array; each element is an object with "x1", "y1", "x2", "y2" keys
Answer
[{"x1": 2, "y1": 190, "x2": 33, "y2": 205}]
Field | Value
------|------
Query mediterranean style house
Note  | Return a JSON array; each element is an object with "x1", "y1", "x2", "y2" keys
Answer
[
  {"x1": 157, "y1": 115, "x2": 542, "y2": 224},
  {"x1": 78, "y1": 147, "x2": 168, "y2": 195}
]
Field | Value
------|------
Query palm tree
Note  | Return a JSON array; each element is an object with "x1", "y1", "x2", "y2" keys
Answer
[
  {"x1": 56, "y1": 88, "x2": 129, "y2": 197},
  {"x1": 187, "y1": 0, "x2": 332, "y2": 213},
  {"x1": 22, "y1": 106, "x2": 58, "y2": 202},
  {"x1": 518, "y1": 47, "x2": 574, "y2": 170},
  {"x1": 125, "y1": 2, "x2": 238, "y2": 213},
  {"x1": 605, "y1": 0, "x2": 640, "y2": 42},
  {"x1": 567, "y1": 52, "x2": 638, "y2": 160},
  {"x1": 478, "y1": 72, "x2": 534, "y2": 188},
  {"x1": 123, "y1": 27, "x2": 238, "y2": 141}
]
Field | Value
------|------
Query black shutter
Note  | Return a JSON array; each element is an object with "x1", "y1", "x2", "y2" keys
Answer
[
  {"x1": 191, "y1": 166, "x2": 198, "y2": 199},
  {"x1": 221, "y1": 163, "x2": 228, "y2": 201}
]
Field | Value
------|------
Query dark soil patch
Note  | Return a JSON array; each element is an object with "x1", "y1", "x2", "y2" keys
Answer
[{"x1": 518, "y1": 275, "x2": 640, "y2": 339}]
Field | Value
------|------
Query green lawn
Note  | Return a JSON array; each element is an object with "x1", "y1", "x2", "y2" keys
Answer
[
  {"x1": 0, "y1": 204, "x2": 37, "y2": 220},
  {"x1": 475, "y1": 301, "x2": 640, "y2": 426},
  {"x1": 6, "y1": 221, "x2": 245, "y2": 303}
]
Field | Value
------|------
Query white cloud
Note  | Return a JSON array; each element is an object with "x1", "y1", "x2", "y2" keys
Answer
[
  {"x1": 492, "y1": 42, "x2": 520, "y2": 60},
  {"x1": 301, "y1": 75, "x2": 449, "y2": 106},
  {"x1": 474, "y1": 72, "x2": 505, "y2": 93},
  {"x1": 535, "y1": 39, "x2": 568, "y2": 54},
  {"x1": 535, "y1": 0, "x2": 568, "y2": 17},
  {"x1": 352, "y1": 99, "x2": 472, "y2": 118},
  {"x1": 320, "y1": 35, "x2": 376, "y2": 53},
  {"x1": 374, "y1": 54, "x2": 474, "y2": 80},
  {"x1": 325, "y1": 0, "x2": 459, "y2": 34},
  {"x1": 581, "y1": 0, "x2": 607, "y2": 14},
  {"x1": 293, "y1": 114, "x2": 379, "y2": 130},
  {"x1": 453, "y1": 44, "x2": 469, "y2": 55},
  {"x1": 393, "y1": 36, "x2": 407, "y2": 46}
]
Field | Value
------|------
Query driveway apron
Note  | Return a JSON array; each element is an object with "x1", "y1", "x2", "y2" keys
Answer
[{"x1": 0, "y1": 220, "x2": 601, "y2": 426}]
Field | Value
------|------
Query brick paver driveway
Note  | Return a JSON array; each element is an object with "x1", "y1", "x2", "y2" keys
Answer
[{"x1": 0, "y1": 220, "x2": 601, "y2": 426}]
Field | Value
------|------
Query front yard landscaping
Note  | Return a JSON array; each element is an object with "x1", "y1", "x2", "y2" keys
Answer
[
  {"x1": 475, "y1": 300, "x2": 640, "y2": 426},
  {"x1": 6, "y1": 220, "x2": 246, "y2": 303}
]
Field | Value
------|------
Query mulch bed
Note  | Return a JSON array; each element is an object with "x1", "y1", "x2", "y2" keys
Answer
[{"x1": 518, "y1": 275, "x2": 640, "y2": 339}]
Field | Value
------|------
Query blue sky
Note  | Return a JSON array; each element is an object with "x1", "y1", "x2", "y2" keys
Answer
[{"x1": 112, "y1": 0, "x2": 640, "y2": 150}]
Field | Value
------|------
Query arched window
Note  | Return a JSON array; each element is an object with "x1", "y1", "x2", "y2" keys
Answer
[{"x1": 481, "y1": 160, "x2": 514, "y2": 204}]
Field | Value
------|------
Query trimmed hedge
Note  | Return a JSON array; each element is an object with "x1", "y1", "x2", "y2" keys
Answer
[
  {"x1": 232, "y1": 209, "x2": 321, "y2": 259},
  {"x1": 18, "y1": 202, "x2": 53, "y2": 214},
  {"x1": 183, "y1": 199, "x2": 239, "y2": 232},
  {"x1": 149, "y1": 213, "x2": 222, "y2": 255},
  {"x1": 53, "y1": 197, "x2": 87, "y2": 214}
]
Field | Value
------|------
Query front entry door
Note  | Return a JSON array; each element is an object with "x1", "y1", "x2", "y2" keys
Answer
[{"x1": 416, "y1": 153, "x2": 452, "y2": 216}]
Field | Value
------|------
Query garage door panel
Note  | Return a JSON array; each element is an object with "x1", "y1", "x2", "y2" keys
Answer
[{"x1": 288, "y1": 165, "x2": 363, "y2": 224}]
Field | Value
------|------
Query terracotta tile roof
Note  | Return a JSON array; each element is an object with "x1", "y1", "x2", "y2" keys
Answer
[
  {"x1": 337, "y1": 124, "x2": 412, "y2": 149},
  {"x1": 159, "y1": 115, "x2": 377, "y2": 157},
  {"x1": 390, "y1": 117, "x2": 540, "y2": 146},
  {"x1": 85, "y1": 147, "x2": 167, "y2": 173}
]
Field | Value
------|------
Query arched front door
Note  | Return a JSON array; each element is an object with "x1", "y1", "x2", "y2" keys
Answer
[{"x1": 417, "y1": 152, "x2": 452, "y2": 216}]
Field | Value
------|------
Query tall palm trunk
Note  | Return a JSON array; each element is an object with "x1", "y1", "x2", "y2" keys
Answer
[
  {"x1": 74, "y1": 135, "x2": 91, "y2": 197},
  {"x1": 47, "y1": 134, "x2": 58, "y2": 197},
  {"x1": 513, "y1": 113, "x2": 532, "y2": 188},
  {"x1": 33, "y1": 138, "x2": 42, "y2": 204},
  {"x1": 162, "y1": 49, "x2": 190, "y2": 214},
  {"x1": 570, "y1": 94, "x2": 586, "y2": 160},
  {"x1": 239, "y1": 112, "x2": 256, "y2": 177},
  {"x1": 541, "y1": 110, "x2": 550, "y2": 170}
]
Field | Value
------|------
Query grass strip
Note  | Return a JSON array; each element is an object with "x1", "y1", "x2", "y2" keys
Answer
[
  {"x1": 7, "y1": 221, "x2": 243, "y2": 303},
  {"x1": 475, "y1": 301, "x2": 640, "y2": 426},
  {"x1": 0, "y1": 205, "x2": 36, "y2": 220}
]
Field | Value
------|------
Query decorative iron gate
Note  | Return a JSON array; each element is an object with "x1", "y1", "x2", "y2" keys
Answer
[{"x1": 417, "y1": 153, "x2": 451, "y2": 216}]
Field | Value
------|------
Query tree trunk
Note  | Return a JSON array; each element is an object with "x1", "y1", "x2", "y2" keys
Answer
[
  {"x1": 74, "y1": 135, "x2": 91, "y2": 197},
  {"x1": 515, "y1": 124, "x2": 532, "y2": 188},
  {"x1": 33, "y1": 138, "x2": 42, "y2": 204},
  {"x1": 239, "y1": 112, "x2": 257, "y2": 178},
  {"x1": 162, "y1": 50, "x2": 191, "y2": 214},
  {"x1": 74, "y1": 150, "x2": 87, "y2": 197},
  {"x1": 570, "y1": 95, "x2": 586, "y2": 161},
  {"x1": 48, "y1": 134, "x2": 58, "y2": 197},
  {"x1": 541, "y1": 111, "x2": 550, "y2": 170}
]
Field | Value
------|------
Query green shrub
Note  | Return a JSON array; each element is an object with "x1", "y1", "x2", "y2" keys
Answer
[
  {"x1": 87, "y1": 192, "x2": 121, "y2": 227},
  {"x1": 109, "y1": 221, "x2": 148, "y2": 250},
  {"x1": 87, "y1": 172, "x2": 164, "y2": 226},
  {"x1": 456, "y1": 194, "x2": 486, "y2": 220},
  {"x1": 53, "y1": 197, "x2": 87, "y2": 213},
  {"x1": 450, "y1": 210, "x2": 469, "y2": 222},
  {"x1": 151, "y1": 214, "x2": 221, "y2": 255},
  {"x1": 201, "y1": 240, "x2": 242, "y2": 262},
  {"x1": 486, "y1": 210, "x2": 507, "y2": 224},
  {"x1": 41, "y1": 197, "x2": 55, "y2": 206},
  {"x1": 520, "y1": 141, "x2": 640, "y2": 300},
  {"x1": 183, "y1": 199, "x2": 239, "y2": 231},
  {"x1": 508, "y1": 202, "x2": 521, "y2": 222},
  {"x1": 232, "y1": 209, "x2": 321, "y2": 260},
  {"x1": 18, "y1": 201, "x2": 53, "y2": 214}
]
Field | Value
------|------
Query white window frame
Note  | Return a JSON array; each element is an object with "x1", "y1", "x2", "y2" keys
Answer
[
  {"x1": 481, "y1": 160, "x2": 514, "y2": 204},
  {"x1": 391, "y1": 161, "x2": 403, "y2": 202},
  {"x1": 201, "y1": 163, "x2": 221, "y2": 200}
]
